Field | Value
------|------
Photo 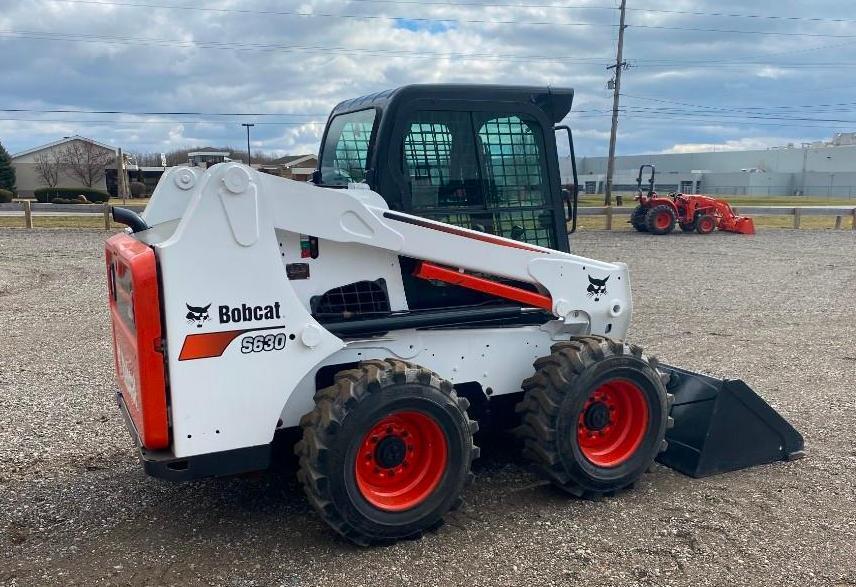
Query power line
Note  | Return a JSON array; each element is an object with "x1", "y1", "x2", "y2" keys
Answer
[
  {"x1": 0, "y1": 30, "x2": 614, "y2": 64},
  {"x1": 632, "y1": 61, "x2": 856, "y2": 70},
  {"x1": 3, "y1": 113, "x2": 845, "y2": 132},
  {"x1": 630, "y1": 23, "x2": 856, "y2": 39},
  {"x1": 7, "y1": 30, "x2": 854, "y2": 69},
  {"x1": 343, "y1": 0, "x2": 616, "y2": 10},
  {"x1": 621, "y1": 94, "x2": 856, "y2": 113},
  {"x1": 50, "y1": 0, "x2": 856, "y2": 25},
  {"x1": 613, "y1": 109, "x2": 856, "y2": 124},
  {"x1": 602, "y1": 114, "x2": 845, "y2": 130},
  {"x1": 571, "y1": 112, "x2": 846, "y2": 130},
  {"x1": 48, "y1": 0, "x2": 611, "y2": 28},
  {"x1": 0, "y1": 117, "x2": 326, "y2": 125},
  {"x1": 626, "y1": 6, "x2": 856, "y2": 24},
  {"x1": 42, "y1": 0, "x2": 856, "y2": 38},
  {"x1": 0, "y1": 107, "x2": 326, "y2": 117}
]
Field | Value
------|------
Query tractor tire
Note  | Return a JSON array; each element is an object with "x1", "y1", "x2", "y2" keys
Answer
[
  {"x1": 696, "y1": 214, "x2": 716, "y2": 234},
  {"x1": 645, "y1": 205, "x2": 677, "y2": 235},
  {"x1": 679, "y1": 221, "x2": 696, "y2": 232},
  {"x1": 515, "y1": 336, "x2": 673, "y2": 497},
  {"x1": 630, "y1": 205, "x2": 648, "y2": 232},
  {"x1": 295, "y1": 359, "x2": 478, "y2": 546}
]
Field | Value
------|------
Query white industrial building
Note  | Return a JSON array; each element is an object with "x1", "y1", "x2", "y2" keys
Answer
[{"x1": 562, "y1": 133, "x2": 856, "y2": 198}]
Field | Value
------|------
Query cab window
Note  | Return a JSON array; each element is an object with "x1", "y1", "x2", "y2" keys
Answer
[
  {"x1": 319, "y1": 109, "x2": 376, "y2": 186},
  {"x1": 399, "y1": 110, "x2": 556, "y2": 248},
  {"x1": 403, "y1": 111, "x2": 483, "y2": 210},
  {"x1": 477, "y1": 114, "x2": 548, "y2": 208}
]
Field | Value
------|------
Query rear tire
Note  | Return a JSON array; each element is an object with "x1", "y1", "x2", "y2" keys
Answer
[
  {"x1": 296, "y1": 359, "x2": 478, "y2": 546},
  {"x1": 630, "y1": 205, "x2": 648, "y2": 232},
  {"x1": 645, "y1": 205, "x2": 676, "y2": 235},
  {"x1": 696, "y1": 214, "x2": 716, "y2": 234},
  {"x1": 516, "y1": 336, "x2": 672, "y2": 497}
]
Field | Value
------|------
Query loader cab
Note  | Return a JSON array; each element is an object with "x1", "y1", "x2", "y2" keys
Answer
[{"x1": 315, "y1": 84, "x2": 576, "y2": 253}]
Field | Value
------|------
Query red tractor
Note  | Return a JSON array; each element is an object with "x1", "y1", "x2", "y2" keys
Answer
[{"x1": 630, "y1": 165, "x2": 755, "y2": 235}]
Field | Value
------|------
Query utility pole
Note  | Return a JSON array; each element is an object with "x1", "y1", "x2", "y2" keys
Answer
[
  {"x1": 604, "y1": 0, "x2": 628, "y2": 206},
  {"x1": 242, "y1": 123, "x2": 255, "y2": 166}
]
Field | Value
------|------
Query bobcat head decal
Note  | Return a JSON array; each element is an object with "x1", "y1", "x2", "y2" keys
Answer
[
  {"x1": 185, "y1": 303, "x2": 211, "y2": 328},
  {"x1": 587, "y1": 275, "x2": 609, "y2": 302}
]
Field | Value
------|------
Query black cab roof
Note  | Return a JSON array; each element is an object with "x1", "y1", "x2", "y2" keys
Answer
[{"x1": 330, "y1": 84, "x2": 574, "y2": 125}]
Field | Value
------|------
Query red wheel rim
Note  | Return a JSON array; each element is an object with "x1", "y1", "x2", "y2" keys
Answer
[
  {"x1": 354, "y1": 411, "x2": 448, "y2": 512},
  {"x1": 577, "y1": 379, "x2": 649, "y2": 468},
  {"x1": 655, "y1": 212, "x2": 671, "y2": 229},
  {"x1": 699, "y1": 217, "x2": 714, "y2": 232}
]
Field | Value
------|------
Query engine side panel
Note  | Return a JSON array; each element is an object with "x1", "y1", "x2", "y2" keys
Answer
[{"x1": 280, "y1": 320, "x2": 589, "y2": 428}]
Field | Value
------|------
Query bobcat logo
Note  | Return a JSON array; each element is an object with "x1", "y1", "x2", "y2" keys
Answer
[
  {"x1": 185, "y1": 303, "x2": 211, "y2": 328},
  {"x1": 587, "y1": 275, "x2": 609, "y2": 302}
]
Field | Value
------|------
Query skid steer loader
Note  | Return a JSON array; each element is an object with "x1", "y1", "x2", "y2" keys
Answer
[{"x1": 105, "y1": 84, "x2": 803, "y2": 545}]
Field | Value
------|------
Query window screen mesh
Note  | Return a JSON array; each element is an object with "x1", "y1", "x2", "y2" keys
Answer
[
  {"x1": 478, "y1": 115, "x2": 547, "y2": 209},
  {"x1": 403, "y1": 112, "x2": 482, "y2": 209},
  {"x1": 424, "y1": 210, "x2": 555, "y2": 249},
  {"x1": 313, "y1": 280, "x2": 390, "y2": 317},
  {"x1": 399, "y1": 110, "x2": 557, "y2": 249}
]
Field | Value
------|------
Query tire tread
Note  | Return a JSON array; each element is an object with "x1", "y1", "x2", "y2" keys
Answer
[{"x1": 295, "y1": 359, "x2": 478, "y2": 546}]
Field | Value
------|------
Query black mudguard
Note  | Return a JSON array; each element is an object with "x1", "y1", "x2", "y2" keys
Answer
[{"x1": 656, "y1": 364, "x2": 805, "y2": 478}]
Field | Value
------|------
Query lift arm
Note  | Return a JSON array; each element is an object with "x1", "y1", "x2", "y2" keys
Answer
[{"x1": 150, "y1": 164, "x2": 631, "y2": 336}]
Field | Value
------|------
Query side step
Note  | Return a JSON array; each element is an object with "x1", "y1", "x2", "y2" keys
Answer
[{"x1": 656, "y1": 364, "x2": 804, "y2": 478}]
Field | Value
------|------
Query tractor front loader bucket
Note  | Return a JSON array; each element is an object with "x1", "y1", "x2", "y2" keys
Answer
[
  {"x1": 720, "y1": 216, "x2": 755, "y2": 235},
  {"x1": 656, "y1": 364, "x2": 804, "y2": 478}
]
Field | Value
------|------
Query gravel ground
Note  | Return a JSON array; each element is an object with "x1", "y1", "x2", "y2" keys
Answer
[{"x1": 1, "y1": 228, "x2": 855, "y2": 587}]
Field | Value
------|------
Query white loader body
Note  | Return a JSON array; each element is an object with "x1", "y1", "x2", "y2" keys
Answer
[{"x1": 114, "y1": 162, "x2": 630, "y2": 461}]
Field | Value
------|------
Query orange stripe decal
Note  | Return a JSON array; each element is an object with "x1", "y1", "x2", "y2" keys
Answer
[
  {"x1": 179, "y1": 329, "x2": 248, "y2": 361},
  {"x1": 414, "y1": 262, "x2": 553, "y2": 311}
]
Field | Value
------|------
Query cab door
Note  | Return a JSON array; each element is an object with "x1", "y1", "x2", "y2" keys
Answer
[{"x1": 389, "y1": 105, "x2": 568, "y2": 253}]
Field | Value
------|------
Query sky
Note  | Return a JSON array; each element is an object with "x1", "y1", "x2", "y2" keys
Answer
[{"x1": 0, "y1": 0, "x2": 853, "y2": 158}]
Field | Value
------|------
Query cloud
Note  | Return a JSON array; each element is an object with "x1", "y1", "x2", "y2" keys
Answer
[
  {"x1": 0, "y1": 0, "x2": 849, "y2": 158},
  {"x1": 662, "y1": 136, "x2": 808, "y2": 154}
]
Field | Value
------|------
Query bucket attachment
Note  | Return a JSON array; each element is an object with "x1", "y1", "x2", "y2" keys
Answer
[
  {"x1": 656, "y1": 364, "x2": 804, "y2": 478},
  {"x1": 720, "y1": 215, "x2": 755, "y2": 235}
]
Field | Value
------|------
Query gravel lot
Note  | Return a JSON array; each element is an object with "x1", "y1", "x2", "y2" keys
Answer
[{"x1": 1, "y1": 227, "x2": 855, "y2": 587}]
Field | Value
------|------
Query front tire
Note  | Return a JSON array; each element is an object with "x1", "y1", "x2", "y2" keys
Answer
[
  {"x1": 696, "y1": 214, "x2": 716, "y2": 234},
  {"x1": 516, "y1": 337, "x2": 672, "y2": 497},
  {"x1": 630, "y1": 205, "x2": 649, "y2": 232},
  {"x1": 296, "y1": 359, "x2": 478, "y2": 546},
  {"x1": 645, "y1": 205, "x2": 677, "y2": 235}
]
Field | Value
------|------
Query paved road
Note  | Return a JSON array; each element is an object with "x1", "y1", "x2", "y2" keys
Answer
[{"x1": 1, "y1": 228, "x2": 855, "y2": 586}]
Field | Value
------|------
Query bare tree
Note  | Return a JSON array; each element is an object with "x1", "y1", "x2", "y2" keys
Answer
[
  {"x1": 32, "y1": 149, "x2": 63, "y2": 188},
  {"x1": 130, "y1": 145, "x2": 285, "y2": 168},
  {"x1": 61, "y1": 141, "x2": 114, "y2": 188}
]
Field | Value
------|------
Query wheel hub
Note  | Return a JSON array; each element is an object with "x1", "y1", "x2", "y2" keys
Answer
[
  {"x1": 354, "y1": 411, "x2": 448, "y2": 512},
  {"x1": 583, "y1": 401, "x2": 610, "y2": 431},
  {"x1": 374, "y1": 435, "x2": 407, "y2": 469},
  {"x1": 577, "y1": 379, "x2": 650, "y2": 468}
]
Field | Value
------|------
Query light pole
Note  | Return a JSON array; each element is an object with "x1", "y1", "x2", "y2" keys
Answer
[{"x1": 241, "y1": 123, "x2": 255, "y2": 166}]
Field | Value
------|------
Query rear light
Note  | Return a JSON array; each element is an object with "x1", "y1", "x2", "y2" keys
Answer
[{"x1": 105, "y1": 233, "x2": 169, "y2": 450}]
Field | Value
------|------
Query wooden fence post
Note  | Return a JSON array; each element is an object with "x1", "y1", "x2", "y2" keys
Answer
[
  {"x1": 103, "y1": 204, "x2": 111, "y2": 230},
  {"x1": 852, "y1": 208, "x2": 856, "y2": 231},
  {"x1": 834, "y1": 215, "x2": 842, "y2": 230},
  {"x1": 23, "y1": 200, "x2": 33, "y2": 229},
  {"x1": 605, "y1": 206, "x2": 613, "y2": 230},
  {"x1": 793, "y1": 207, "x2": 801, "y2": 229}
]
